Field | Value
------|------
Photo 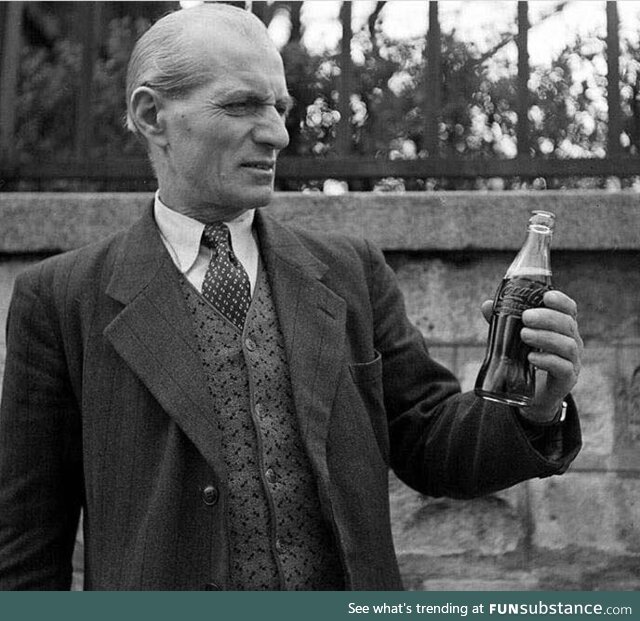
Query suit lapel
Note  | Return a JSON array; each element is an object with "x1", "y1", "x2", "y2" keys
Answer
[
  {"x1": 101, "y1": 206, "x2": 347, "y2": 475},
  {"x1": 256, "y1": 211, "x2": 346, "y2": 470},
  {"x1": 103, "y1": 207, "x2": 226, "y2": 473}
]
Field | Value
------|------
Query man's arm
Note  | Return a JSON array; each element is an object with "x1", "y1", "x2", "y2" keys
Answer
[
  {"x1": 0, "y1": 267, "x2": 83, "y2": 590},
  {"x1": 363, "y1": 240, "x2": 581, "y2": 499}
]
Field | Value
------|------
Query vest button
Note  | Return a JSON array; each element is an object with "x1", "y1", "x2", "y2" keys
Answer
[
  {"x1": 265, "y1": 468, "x2": 277, "y2": 484},
  {"x1": 201, "y1": 485, "x2": 219, "y2": 506},
  {"x1": 275, "y1": 539, "x2": 285, "y2": 554},
  {"x1": 245, "y1": 337, "x2": 257, "y2": 351}
]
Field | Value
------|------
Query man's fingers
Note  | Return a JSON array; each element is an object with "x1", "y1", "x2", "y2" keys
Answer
[
  {"x1": 483, "y1": 290, "x2": 577, "y2": 323},
  {"x1": 527, "y1": 351, "x2": 577, "y2": 384},
  {"x1": 541, "y1": 290, "x2": 578, "y2": 318},
  {"x1": 482, "y1": 291, "x2": 583, "y2": 358},
  {"x1": 522, "y1": 290, "x2": 582, "y2": 346},
  {"x1": 522, "y1": 308, "x2": 579, "y2": 339},
  {"x1": 479, "y1": 287, "x2": 582, "y2": 401},
  {"x1": 521, "y1": 328, "x2": 581, "y2": 364}
]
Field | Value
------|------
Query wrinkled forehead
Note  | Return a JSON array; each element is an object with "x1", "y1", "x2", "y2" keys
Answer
[{"x1": 186, "y1": 17, "x2": 286, "y2": 86}]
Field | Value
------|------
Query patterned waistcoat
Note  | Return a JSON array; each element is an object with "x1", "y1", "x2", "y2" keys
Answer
[{"x1": 181, "y1": 265, "x2": 344, "y2": 590}]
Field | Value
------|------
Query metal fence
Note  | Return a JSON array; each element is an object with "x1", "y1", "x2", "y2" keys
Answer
[{"x1": 0, "y1": 1, "x2": 637, "y2": 190}]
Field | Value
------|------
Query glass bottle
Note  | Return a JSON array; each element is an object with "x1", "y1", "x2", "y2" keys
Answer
[{"x1": 474, "y1": 210, "x2": 555, "y2": 407}]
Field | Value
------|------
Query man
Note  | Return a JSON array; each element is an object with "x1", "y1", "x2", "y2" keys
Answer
[{"x1": 0, "y1": 4, "x2": 582, "y2": 590}]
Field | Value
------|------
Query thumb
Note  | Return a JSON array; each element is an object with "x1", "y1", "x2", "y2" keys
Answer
[{"x1": 481, "y1": 299, "x2": 493, "y2": 324}]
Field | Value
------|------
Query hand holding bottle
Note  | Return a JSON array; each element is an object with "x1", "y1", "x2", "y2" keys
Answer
[
  {"x1": 480, "y1": 290, "x2": 583, "y2": 424},
  {"x1": 475, "y1": 211, "x2": 583, "y2": 424}
]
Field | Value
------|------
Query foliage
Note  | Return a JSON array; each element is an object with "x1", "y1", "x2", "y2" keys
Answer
[
  {"x1": 11, "y1": 1, "x2": 640, "y2": 190},
  {"x1": 17, "y1": 39, "x2": 81, "y2": 159},
  {"x1": 92, "y1": 17, "x2": 152, "y2": 158},
  {"x1": 16, "y1": 16, "x2": 150, "y2": 162},
  {"x1": 528, "y1": 36, "x2": 609, "y2": 159}
]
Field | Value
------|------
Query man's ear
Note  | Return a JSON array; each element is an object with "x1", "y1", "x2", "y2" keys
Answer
[{"x1": 129, "y1": 86, "x2": 169, "y2": 148}]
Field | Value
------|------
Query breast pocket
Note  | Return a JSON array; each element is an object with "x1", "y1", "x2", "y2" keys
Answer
[{"x1": 348, "y1": 350, "x2": 389, "y2": 464}]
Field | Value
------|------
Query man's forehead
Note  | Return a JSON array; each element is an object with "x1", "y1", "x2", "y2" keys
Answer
[
  {"x1": 186, "y1": 21, "x2": 282, "y2": 72},
  {"x1": 185, "y1": 12, "x2": 273, "y2": 55},
  {"x1": 186, "y1": 27, "x2": 287, "y2": 93},
  {"x1": 206, "y1": 68, "x2": 290, "y2": 101}
]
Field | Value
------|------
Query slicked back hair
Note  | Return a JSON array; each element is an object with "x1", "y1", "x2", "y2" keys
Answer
[{"x1": 125, "y1": 3, "x2": 265, "y2": 136}]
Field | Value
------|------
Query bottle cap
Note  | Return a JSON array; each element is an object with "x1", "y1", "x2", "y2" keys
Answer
[{"x1": 529, "y1": 210, "x2": 555, "y2": 234}]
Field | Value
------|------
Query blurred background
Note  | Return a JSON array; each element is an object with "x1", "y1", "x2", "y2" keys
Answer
[{"x1": 1, "y1": 0, "x2": 640, "y2": 191}]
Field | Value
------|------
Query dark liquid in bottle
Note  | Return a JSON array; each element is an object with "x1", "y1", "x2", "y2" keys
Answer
[{"x1": 474, "y1": 276, "x2": 551, "y2": 407}]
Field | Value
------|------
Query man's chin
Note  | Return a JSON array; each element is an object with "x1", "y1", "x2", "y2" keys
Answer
[{"x1": 232, "y1": 188, "x2": 275, "y2": 210}]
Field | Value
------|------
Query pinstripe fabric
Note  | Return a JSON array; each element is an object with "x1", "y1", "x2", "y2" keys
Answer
[{"x1": 0, "y1": 204, "x2": 582, "y2": 590}]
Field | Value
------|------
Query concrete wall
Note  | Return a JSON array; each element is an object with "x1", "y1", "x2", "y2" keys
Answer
[{"x1": 1, "y1": 191, "x2": 639, "y2": 591}]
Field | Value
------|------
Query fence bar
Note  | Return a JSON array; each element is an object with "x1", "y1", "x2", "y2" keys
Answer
[
  {"x1": 251, "y1": 1, "x2": 270, "y2": 24},
  {"x1": 606, "y1": 1, "x2": 621, "y2": 156},
  {"x1": 74, "y1": 3, "x2": 102, "y2": 161},
  {"x1": 274, "y1": 154, "x2": 640, "y2": 179},
  {"x1": 516, "y1": 2, "x2": 530, "y2": 157},
  {"x1": 0, "y1": 2, "x2": 24, "y2": 164},
  {"x1": 7, "y1": 155, "x2": 640, "y2": 183},
  {"x1": 423, "y1": 1, "x2": 441, "y2": 157},
  {"x1": 337, "y1": 1, "x2": 353, "y2": 156}
]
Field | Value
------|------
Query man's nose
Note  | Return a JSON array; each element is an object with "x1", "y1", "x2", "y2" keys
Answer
[{"x1": 253, "y1": 106, "x2": 290, "y2": 150}]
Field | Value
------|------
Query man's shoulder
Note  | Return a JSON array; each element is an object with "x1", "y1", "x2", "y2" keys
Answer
[
  {"x1": 13, "y1": 224, "x2": 132, "y2": 298},
  {"x1": 261, "y1": 211, "x2": 372, "y2": 263}
]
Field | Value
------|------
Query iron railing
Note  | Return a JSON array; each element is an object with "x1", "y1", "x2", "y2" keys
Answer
[{"x1": 0, "y1": 1, "x2": 636, "y2": 190}]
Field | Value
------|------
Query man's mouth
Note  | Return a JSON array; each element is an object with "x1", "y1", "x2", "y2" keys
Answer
[{"x1": 241, "y1": 161, "x2": 275, "y2": 171}]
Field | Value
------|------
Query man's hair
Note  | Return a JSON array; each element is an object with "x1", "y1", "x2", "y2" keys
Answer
[{"x1": 125, "y1": 3, "x2": 264, "y2": 136}]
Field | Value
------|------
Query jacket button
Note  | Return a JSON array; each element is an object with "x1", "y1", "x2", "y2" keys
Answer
[
  {"x1": 201, "y1": 485, "x2": 219, "y2": 506},
  {"x1": 204, "y1": 582, "x2": 220, "y2": 590},
  {"x1": 245, "y1": 337, "x2": 257, "y2": 351}
]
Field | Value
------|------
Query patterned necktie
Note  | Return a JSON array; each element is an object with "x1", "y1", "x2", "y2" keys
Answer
[{"x1": 201, "y1": 223, "x2": 252, "y2": 330}]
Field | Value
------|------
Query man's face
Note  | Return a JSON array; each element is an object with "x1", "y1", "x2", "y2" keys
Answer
[{"x1": 158, "y1": 31, "x2": 290, "y2": 221}]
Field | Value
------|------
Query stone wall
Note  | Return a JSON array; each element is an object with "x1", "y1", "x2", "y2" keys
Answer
[{"x1": 1, "y1": 191, "x2": 639, "y2": 591}]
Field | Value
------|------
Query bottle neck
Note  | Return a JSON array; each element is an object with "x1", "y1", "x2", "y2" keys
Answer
[{"x1": 505, "y1": 228, "x2": 552, "y2": 281}]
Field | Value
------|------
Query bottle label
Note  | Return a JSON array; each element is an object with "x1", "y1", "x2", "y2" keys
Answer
[{"x1": 494, "y1": 278, "x2": 550, "y2": 317}]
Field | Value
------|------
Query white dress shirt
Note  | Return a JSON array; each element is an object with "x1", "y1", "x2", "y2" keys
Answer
[{"x1": 153, "y1": 193, "x2": 259, "y2": 295}]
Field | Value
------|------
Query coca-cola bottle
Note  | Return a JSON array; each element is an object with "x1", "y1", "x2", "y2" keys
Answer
[{"x1": 474, "y1": 210, "x2": 555, "y2": 407}]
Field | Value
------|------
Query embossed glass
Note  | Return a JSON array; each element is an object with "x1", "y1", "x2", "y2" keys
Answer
[{"x1": 474, "y1": 211, "x2": 555, "y2": 407}]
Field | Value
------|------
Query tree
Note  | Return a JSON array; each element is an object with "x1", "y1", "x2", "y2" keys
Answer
[{"x1": 11, "y1": 1, "x2": 640, "y2": 190}]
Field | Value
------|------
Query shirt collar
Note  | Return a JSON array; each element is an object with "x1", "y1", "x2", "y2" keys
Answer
[{"x1": 153, "y1": 192, "x2": 255, "y2": 274}]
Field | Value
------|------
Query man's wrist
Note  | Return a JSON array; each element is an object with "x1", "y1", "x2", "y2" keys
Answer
[{"x1": 518, "y1": 400, "x2": 568, "y2": 427}]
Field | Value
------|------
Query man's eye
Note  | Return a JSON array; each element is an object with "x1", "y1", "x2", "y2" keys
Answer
[{"x1": 224, "y1": 102, "x2": 260, "y2": 115}]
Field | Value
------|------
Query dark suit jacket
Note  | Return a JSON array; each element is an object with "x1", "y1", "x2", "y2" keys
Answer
[{"x1": 0, "y1": 206, "x2": 581, "y2": 590}]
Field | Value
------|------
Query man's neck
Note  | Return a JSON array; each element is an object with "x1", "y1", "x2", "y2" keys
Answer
[{"x1": 157, "y1": 191, "x2": 250, "y2": 224}]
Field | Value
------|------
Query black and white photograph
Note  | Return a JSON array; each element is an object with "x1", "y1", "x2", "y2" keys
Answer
[{"x1": 0, "y1": 0, "x2": 638, "y2": 603}]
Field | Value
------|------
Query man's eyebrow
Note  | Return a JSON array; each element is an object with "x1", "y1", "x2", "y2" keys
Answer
[
  {"x1": 220, "y1": 89, "x2": 261, "y2": 100},
  {"x1": 219, "y1": 90, "x2": 293, "y2": 106}
]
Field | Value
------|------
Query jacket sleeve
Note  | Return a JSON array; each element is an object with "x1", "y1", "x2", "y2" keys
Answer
[
  {"x1": 363, "y1": 240, "x2": 582, "y2": 499},
  {"x1": 0, "y1": 266, "x2": 82, "y2": 590}
]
